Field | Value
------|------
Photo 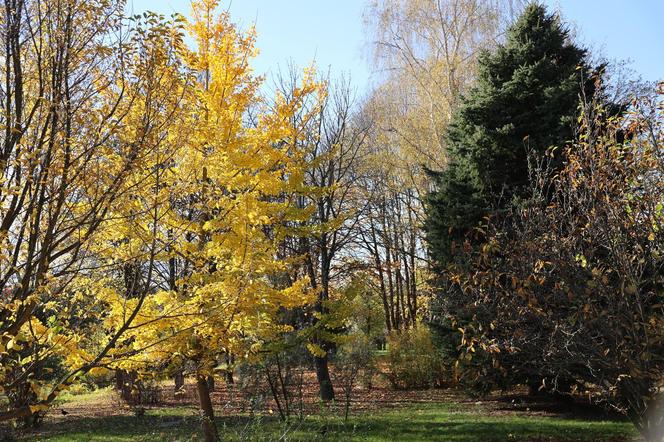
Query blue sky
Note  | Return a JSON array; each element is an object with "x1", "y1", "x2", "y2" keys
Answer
[{"x1": 129, "y1": 0, "x2": 662, "y2": 91}]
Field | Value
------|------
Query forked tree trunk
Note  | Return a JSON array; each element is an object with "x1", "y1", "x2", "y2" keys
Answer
[{"x1": 196, "y1": 375, "x2": 218, "y2": 442}]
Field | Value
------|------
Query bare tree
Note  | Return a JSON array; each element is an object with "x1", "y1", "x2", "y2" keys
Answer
[{"x1": 273, "y1": 69, "x2": 371, "y2": 401}]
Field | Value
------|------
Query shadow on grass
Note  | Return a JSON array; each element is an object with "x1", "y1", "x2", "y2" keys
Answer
[
  {"x1": 493, "y1": 394, "x2": 630, "y2": 422},
  {"x1": 341, "y1": 411, "x2": 636, "y2": 442},
  {"x1": 21, "y1": 405, "x2": 637, "y2": 442}
]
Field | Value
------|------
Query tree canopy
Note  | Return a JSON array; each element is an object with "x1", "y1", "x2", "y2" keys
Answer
[{"x1": 425, "y1": 3, "x2": 590, "y2": 266}]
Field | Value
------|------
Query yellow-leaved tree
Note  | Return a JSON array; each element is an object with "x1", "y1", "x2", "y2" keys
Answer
[
  {"x1": 97, "y1": 2, "x2": 321, "y2": 440},
  {"x1": 0, "y1": 2, "x2": 190, "y2": 426}
]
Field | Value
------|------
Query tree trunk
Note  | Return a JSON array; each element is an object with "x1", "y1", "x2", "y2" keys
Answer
[
  {"x1": 206, "y1": 375, "x2": 215, "y2": 392},
  {"x1": 196, "y1": 375, "x2": 218, "y2": 442},
  {"x1": 174, "y1": 371, "x2": 185, "y2": 394},
  {"x1": 224, "y1": 353, "x2": 234, "y2": 385},
  {"x1": 527, "y1": 379, "x2": 543, "y2": 397},
  {"x1": 315, "y1": 354, "x2": 335, "y2": 401},
  {"x1": 635, "y1": 394, "x2": 664, "y2": 442},
  {"x1": 115, "y1": 369, "x2": 124, "y2": 392},
  {"x1": 309, "y1": 245, "x2": 336, "y2": 402},
  {"x1": 116, "y1": 370, "x2": 138, "y2": 403},
  {"x1": 641, "y1": 422, "x2": 664, "y2": 442},
  {"x1": 368, "y1": 223, "x2": 392, "y2": 332}
]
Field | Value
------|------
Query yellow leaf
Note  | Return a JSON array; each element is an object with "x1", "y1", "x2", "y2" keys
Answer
[
  {"x1": 29, "y1": 404, "x2": 49, "y2": 414},
  {"x1": 306, "y1": 343, "x2": 327, "y2": 358}
]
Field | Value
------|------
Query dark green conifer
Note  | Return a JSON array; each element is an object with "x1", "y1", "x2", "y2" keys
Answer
[{"x1": 425, "y1": 3, "x2": 589, "y2": 266}]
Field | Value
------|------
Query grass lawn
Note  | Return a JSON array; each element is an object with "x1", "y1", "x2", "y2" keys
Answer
[{"x1": 21, "y1": 396, "x2": 638, "y2": 442}]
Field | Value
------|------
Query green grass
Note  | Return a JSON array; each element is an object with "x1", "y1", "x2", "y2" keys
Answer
[
  {"x1": 55, "y1": 386, "x2": 115, "y2": 405},
  {"x1": 23, "y1": 402, "x2": 638, "y2": 442}
]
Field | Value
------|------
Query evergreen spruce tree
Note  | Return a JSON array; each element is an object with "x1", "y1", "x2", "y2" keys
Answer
[
  {"x1": 425, "y1": 3, "x2": 590, "y2": 267},
  {"x1": 425, "y1": 3, "x2": 594, "y2": 394}
]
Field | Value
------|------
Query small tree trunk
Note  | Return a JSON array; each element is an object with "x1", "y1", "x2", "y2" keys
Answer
[
  {"x1": 527, "y1": 378, "x2": 543, "y2": 397},
  {"x1": 174, "y1": 371, "x2": 185, "y2": 394},
  {"x1": 116, "y1": 370, "x2": 138, "y2": 403},
  {"x1": 315, "y1": 355, "x2": 335, "y2": 401},
  {"x1": 343, "y1": 379, "x2": 354, "y2": 422},
  {"x1": 265, "y1": 365, "x2": 286, "y2": 421},
  {"x1": 115, "y1": 369, "x2": 124, "y2": 392},
  {"x1": 196, "y1": 375, "x2": 218, "y2": 442},
  {"x1": 552, "y1": 379, "x2": 574, "y2": 404},
  {"x1": 206, "y1": 375, "x2": 215, "y2": 392},
  {"x1": 225, "y1": 354, "x2": 234, "y2": 385}
]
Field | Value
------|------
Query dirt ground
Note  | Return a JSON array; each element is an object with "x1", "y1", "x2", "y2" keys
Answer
[{"x1": 50, "y1": 369, "x2": 623, "y2": 424}]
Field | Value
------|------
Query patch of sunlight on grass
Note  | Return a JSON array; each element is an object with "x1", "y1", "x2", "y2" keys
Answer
[
  {"x1": 56, "y1": 385, "x2": 115, "y2": 405},
  {"x1": 23, "y1": 402, "x2": 639, "y2": 442}
]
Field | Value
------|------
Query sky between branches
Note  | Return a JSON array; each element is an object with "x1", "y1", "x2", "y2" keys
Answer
[{"x1": 129, "y1": 0, "x2": 662, "y2": 93}]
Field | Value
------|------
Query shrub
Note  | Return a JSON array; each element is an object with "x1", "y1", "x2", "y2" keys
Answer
[
  {"x1": 333, "y1": 334, "x2": 377, "y2": 420},
  {"x1": 448, "y1": 86, "x2": 664, "y2": 440},
  {"x1": 385, "y1": 326, "x2": 445, "y2": 389}
]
